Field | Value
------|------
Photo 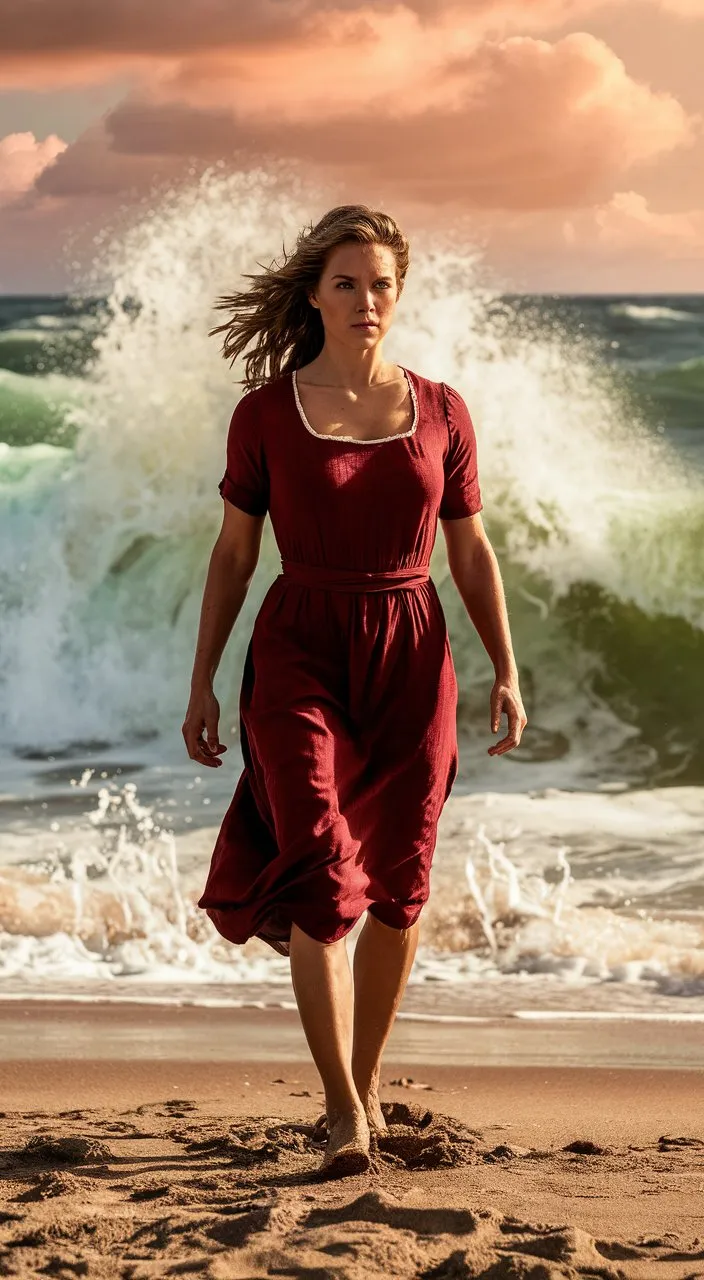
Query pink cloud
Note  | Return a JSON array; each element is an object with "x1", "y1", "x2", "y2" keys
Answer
[
  {"x1": 0, "y1": 132, "x2": 67, "y2": 204},
  {"x1": 591, "y1": 190, "x2": 704, "y2": 257},
  {"x1": 455, "y1": 187, "x2": 704, "y2": 289},
  {"x1": 36, "y1": 32, "x2": 694, "y2": 214}
]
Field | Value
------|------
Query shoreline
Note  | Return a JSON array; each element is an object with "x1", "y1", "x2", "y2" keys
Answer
[
  {"x1": 3, "y1": 990, "x2": 704, "y2": 1020},
  {"x1": 1, "y1": 999, "x2": 703, "y2": 1070}
]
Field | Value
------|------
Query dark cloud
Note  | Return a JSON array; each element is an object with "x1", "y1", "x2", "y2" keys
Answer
[
  {"x1": 0, "y1": 0, "x2": 453, "y2": 57},
  {"x1": 105, "y1": 100, "x2": 243, "y2": 156}
]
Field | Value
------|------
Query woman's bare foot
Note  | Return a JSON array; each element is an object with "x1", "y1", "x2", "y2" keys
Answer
[
  {"x1": 312, "y1": 1090, "x2": 386, "y2": 1144},
  {"x1": 319, "y1": 1107, "x2": 371, "y2": 1177}
]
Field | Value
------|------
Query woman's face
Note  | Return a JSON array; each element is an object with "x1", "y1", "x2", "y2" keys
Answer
[{"x1": 308, "y1": 240, "x2": 401, "y2": 349}]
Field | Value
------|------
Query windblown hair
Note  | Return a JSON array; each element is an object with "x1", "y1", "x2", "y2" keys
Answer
[{"x1": 210, "y1": 204, "x2": 410, "y2": 390}]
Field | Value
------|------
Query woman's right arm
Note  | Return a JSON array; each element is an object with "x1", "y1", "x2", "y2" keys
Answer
[{"x1": 182, "y1": 500, "x2": 266, "y2": 768}]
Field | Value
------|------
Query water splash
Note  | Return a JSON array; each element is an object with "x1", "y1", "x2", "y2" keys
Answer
[
  {"x1": 2, "y1": 777, "x2": 703, "y2": 1002},
  {"x1": 0, "y1": 776, "x2": 290, "y2": 986}
]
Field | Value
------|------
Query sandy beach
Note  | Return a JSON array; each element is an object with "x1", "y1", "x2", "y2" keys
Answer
[{"x1": 1, "y1": 1004, "x2": 703, "y2": 1278}]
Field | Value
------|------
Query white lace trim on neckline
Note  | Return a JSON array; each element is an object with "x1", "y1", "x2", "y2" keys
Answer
[{"x1": 292, "y1": 367, "x2": 418, "y2": 445}]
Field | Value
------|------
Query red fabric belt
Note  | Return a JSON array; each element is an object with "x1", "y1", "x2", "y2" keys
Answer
[{"x1": 280, "y1": 559, "x2": 430, "y2": 593}]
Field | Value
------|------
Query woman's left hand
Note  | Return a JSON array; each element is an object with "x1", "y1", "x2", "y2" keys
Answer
[{"x1": 488, "y1": 677, "x2": 527, "y2": 756}]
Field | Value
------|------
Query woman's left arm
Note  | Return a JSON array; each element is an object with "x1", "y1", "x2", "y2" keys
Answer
[{"x1": 441, "y1": 512, "x2": 527, "y2": 756}]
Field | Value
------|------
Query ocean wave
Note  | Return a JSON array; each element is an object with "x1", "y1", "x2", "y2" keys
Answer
[
  {"x1": 8, "y1": 313, "x2": 86, "y2": 333},
  {"x1": 641, "y1": 353, "x2": 704, "y2": 399},
  {"x1": 608, "y1": 303, "x2": 695, "y2": 324},
  {"x1": 0, "y1": 369, "x2": 80, "y2": 445},
  {"x1": 0, "y1": 327, "x2": 96, "y2": 379},
  {"x1": 0, "y1": 327, "x2": 47, "y2": 344}
]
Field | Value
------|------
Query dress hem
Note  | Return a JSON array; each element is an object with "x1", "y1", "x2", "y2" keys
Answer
[{"x1": 203, "y1": 899, "x2": 426, "y2": 957}]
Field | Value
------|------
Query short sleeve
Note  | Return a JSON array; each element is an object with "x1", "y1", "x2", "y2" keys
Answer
[
  {"x1": 439, "y1": 382, "x2": 483, "y2": 520},
  {"x1": 218, "y1": 391, "x2": 269, "y2": 516}
]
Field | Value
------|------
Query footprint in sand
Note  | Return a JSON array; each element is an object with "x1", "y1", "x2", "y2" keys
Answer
[
  {"x1": 310, "y1": 1100, "x2": 484, "y2": 1174},
  {"x1": 16, "y1": 1171, "x2": 84, "y2": 1201},
  {"x1": 131, "y1": 1097, "x2": 199, "y2": 1119},
  {"x1": 14, "y1": 1136, "x2": 112, "y2": 1166},
  {"x1": 658, "y1": 1134, "x2": 704, "y2": 1149}
]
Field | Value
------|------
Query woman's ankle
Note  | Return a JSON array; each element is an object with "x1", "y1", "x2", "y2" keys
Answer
[
  {"x1": 325, "y1": 1094, "x2": 367, "y2": 1127},
  {"x1": 352, "y1": 1063, "x2": 380, "y2": 1101}
]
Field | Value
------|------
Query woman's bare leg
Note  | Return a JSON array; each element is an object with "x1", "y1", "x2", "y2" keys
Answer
[
  {"x1": 351, "y1": 913, "x2": 421, "y2": 1130},
  {"x1": 288, "y1": 921, "x2": 370, "y2": 1166}
]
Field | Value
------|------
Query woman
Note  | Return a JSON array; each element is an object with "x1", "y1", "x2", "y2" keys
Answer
[{"x1": 183, "y1": 205, "x2": 527, "y2": 1177}]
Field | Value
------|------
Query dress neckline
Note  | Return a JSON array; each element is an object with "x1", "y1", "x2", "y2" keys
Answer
[{"x1": 292, "y1": 366, "x2": 419, "y2": 445}]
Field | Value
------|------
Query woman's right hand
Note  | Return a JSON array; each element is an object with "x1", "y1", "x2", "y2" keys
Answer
[{"x1": 182, "y1": 685, "x2": 228, "y2": 768}]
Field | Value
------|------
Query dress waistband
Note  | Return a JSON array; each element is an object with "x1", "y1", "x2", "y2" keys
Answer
[{"x1": 279, "y1": 559, "x2": 430, "y2": 593}]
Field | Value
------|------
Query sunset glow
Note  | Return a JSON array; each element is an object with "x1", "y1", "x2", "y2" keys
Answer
[{"x1": 0, "y1": 0, "x2": 703, "y2": 290}]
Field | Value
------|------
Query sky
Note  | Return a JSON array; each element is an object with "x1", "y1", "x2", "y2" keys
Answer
[{"x1": 0, "y1": 0, "x2": 703, "y2": 293}]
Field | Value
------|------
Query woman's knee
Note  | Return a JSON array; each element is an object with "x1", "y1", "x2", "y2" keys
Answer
[
  {"x1": 290, "y1": 918, "x2": 351, "y2": 950},
  {"x1": 367, "y1": 901, "x2": 422, "y2": 932}
]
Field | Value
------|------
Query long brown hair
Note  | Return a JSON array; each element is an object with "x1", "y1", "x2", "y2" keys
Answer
[{"x1": 210, "y1": 204, "x2": 410, "y2": 390}]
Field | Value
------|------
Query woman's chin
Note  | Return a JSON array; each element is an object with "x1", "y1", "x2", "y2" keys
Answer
[{"x1": 350, "y1": 328, "x2": 380, "y2": 342}]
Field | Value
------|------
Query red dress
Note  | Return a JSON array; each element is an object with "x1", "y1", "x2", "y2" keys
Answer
[{"x1": 198, "y1": 366, "x2": 482, "y2": 954}]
